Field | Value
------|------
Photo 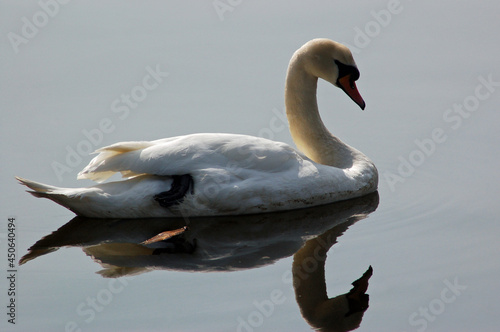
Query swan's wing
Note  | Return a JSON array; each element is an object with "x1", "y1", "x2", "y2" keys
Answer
[
  {"x1": 78, "y1": 133, "x2": 304, "y2": 182},
  {"x1": 77, "y1": 140, "x2": 156, "y2": 182}
]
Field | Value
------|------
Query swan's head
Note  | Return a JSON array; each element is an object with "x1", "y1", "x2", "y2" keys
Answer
[{"x1": 299, "y1": 38, "x2": 366, "y2": 110}]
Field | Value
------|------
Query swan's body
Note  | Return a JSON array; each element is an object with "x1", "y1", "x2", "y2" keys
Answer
[{"x1": 17, "y1": 39, "x2": 378, "y2": 218}]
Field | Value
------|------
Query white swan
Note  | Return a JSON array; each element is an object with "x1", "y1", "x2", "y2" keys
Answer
[{"x1": 16, "y1": 38, "x2": 378, "y2": 218}]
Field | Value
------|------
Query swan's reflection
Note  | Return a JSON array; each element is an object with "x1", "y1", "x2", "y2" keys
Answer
[
  {"x1": 293, "y1": 215, "x2": 373, "y2": 332},
  {"x1": 21, "y1": 192, "x2": 378, "y2": 330}
]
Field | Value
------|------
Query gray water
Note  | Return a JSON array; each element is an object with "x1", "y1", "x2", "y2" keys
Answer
[{"x1": 2, "y1": 1, "x2": 500, "y2": 331}]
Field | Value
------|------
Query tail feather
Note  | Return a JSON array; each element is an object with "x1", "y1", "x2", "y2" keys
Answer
[
  {"x1": 15, "y1": 176, "x2": 59, "y2": 197},
  {"x1": 16, "y1": 176, "x2": 82, "y2": 214}
]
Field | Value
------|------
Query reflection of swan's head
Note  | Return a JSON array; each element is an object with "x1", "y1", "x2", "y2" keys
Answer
[
  {"x1": 301, "y1": 266, "x2": 372, "y2": 332},
  {"x1": 293, "y1": 213, "x2": 374, "y2": 332},
  {"x1": 288, "y1": 38, "x2": 365, "y2": 110}
]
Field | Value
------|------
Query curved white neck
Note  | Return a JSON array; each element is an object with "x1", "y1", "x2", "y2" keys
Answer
[{"x1": 285, "y1": 56, "x2": 363, "y2": 169}]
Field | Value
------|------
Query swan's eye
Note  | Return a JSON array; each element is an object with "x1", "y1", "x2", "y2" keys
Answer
[
  {"x1": 334, "y1": 60, "x2": 360, "y2": 91},
  {"x1": 334, "y1": 60, "x2": 360, "y2": 82},
  {"x1": 350, "y1": 68, "x2": 360, "y2": 82}
]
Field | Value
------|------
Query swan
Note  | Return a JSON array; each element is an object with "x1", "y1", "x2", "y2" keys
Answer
[{"x1": 16, "y1": 38, "x2": 378, "y2": 218}]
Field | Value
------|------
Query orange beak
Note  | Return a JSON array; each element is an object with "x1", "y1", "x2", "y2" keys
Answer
[{"x1": 338, "y1": 75, "x2": 366, "y2": 110}]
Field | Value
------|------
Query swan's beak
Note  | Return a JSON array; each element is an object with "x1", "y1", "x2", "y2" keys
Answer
[{"x1": 338, "y1": 75, "x2": 366, "y2": 110}]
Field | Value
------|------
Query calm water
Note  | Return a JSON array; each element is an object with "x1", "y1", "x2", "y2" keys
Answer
[{"x1": 2, "y1": 1, "x2": 500, "y2": 331}]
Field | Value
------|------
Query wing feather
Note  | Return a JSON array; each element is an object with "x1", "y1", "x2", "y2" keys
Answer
[{"x1": 77, "y1": 134, "x2": 302, "y2": 183}]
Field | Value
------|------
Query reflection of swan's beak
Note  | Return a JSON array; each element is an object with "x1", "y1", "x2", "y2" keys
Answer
[
  {"x1": 293, "y1": 216, "x2": 373, "y2": 332},
  {"x1": 338, "y1": 75, "x2": 366, "y2": 110},
  {"x1": 345, "y1": 266, "x2": 372, "y2": 317}
]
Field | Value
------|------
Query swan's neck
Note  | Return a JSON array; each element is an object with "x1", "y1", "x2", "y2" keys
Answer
[{"x1": 285, "y1": 57, "x2": 360, "y2": 169}]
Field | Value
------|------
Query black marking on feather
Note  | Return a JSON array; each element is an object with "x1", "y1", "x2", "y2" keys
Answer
[{"x1": 154, "y1": 174, "x2": 194, "y2": 208}]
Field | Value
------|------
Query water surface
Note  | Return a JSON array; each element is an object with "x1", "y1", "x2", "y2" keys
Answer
[{"x1": 2, "y1": 1, "x2": 500, "y2": 331}]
